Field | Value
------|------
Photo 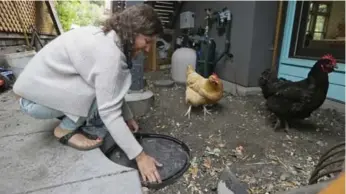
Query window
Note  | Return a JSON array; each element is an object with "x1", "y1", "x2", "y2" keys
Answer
[
  {"x1": 306, "y1": 3, "x2": 329, "y2": 40},
  {"x1": 289, "y1": 1, "x2": 345, "y2": 62}
]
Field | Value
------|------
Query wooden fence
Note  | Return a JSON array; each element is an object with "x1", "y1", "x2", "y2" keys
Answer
[{"x1": 0, "y1": 1, "x2": 57, "y2": 35}]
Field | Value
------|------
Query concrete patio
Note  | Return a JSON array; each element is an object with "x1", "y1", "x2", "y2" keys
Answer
[{"x1": 0, "y1": 90, "x2": 143, "y2": 194}]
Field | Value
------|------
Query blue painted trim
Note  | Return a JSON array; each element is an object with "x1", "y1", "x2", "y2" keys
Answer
[
  {"x1": 278, "y1": 0, "x2": 345, "y2": 102},
  {"x1": 279, "y1": 1, "x2": 345, "y2": 72},
  {"x1": 279, "y1": 0, "x2": 296, "y2": 67},
  {"x1": 279, "y1": 73, "x2": 345, "y2": 102},
  {"x1": 279, "y1": 64, "x2": 345, "y2": 86},
  {"x1": 280, "y1": 58, "x2": 345, "y2": 73}
]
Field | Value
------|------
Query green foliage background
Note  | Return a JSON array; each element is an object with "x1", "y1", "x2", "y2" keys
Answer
[{"x1": 55, "y1": 0, "x2": 105, "y2": 31}]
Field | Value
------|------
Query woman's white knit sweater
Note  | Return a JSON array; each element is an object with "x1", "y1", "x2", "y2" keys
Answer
[{"x1": 13, "y1": 26, "x2": 143, "y2": 160}]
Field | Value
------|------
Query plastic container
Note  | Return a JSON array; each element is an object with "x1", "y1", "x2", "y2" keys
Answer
[
  {"x1": 171, "y1": 47, "x2": 197, "y2": 84},
  {"x1": 4, "y1": 50, "x2": 36, "y2": 78},
  {"x1": 102, "y1": 132, "x2": 191, "y2": 189}
]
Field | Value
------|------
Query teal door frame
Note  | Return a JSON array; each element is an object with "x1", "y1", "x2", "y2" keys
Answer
[{"x1": 278, "y1": 1, "x2": 345, "y2": 103}]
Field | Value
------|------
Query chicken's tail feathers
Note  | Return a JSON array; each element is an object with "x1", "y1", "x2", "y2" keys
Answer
[{"x1": 258, "y1": 68, "x2": 273, "y2": 88}]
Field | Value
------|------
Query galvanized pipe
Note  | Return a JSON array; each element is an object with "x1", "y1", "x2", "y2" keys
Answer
[{"x1": 130, "y1": 51, "x2": 146, "y2": 91}]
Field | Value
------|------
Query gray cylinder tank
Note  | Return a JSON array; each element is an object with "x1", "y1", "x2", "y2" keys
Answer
[
  {"x1": 171, "y1": 47, "x2": 197, "y2": 84},
  {"x1": 130, "y1": 51, "x2": 145, "y2": 91}
]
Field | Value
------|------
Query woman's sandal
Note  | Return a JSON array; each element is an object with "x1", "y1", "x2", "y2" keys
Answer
[
  {"x1": 56, "y1": 116, "x2": 65, "y2": 120},
  {"x1": 58, "y1": 128, "x2": 103, "y2": 151}
]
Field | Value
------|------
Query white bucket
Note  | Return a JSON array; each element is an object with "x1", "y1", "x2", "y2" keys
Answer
[
  {"x1": 4, "y1": 50, "x2": 36, "y2": 78},
  {"x1": 171, "y1": 47, "x2": 197, "y2": 84}
]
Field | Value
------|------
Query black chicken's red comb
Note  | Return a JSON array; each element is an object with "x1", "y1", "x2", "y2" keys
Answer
[{"x1": 322, "y1": 54, "x2": 337, "y2": 65}]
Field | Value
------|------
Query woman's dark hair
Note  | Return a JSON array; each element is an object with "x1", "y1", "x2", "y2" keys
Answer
[
  {"x1": 102, "y1": 4, "x2": 163, "y2": 68},
  {"x1": 103, "y1": 4, "x2": 163, "y2": 46}
]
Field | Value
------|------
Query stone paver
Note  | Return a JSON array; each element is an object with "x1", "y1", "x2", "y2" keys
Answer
[
  {"x1": 217, "y1": 167, "x2": 249, "y2": 194},
  {"x1": 0, "y1": 91, "x2": 143, "y2": 194},
  {"x1": 125, "y1": 90, "x2": 154, "y2": 117},
  {"x1": 32, "y1": 170, "x2": 141, "y2": 194},
  {"x1": 153, "y1": 80, "x2": 174, "y2": 88}
]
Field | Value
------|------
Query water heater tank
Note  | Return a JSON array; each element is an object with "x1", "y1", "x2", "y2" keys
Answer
[{"x1": 171, "y1": 48, "x2": 197, "y2": 84}]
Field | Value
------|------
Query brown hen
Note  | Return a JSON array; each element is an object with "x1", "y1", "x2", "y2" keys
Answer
[{"x1": 184, "y1": 65, "x2": 223, "y2": 119}]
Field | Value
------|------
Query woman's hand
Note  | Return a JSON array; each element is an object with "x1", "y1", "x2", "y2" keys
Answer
[
  {"x1": 126, "y1": 119, "x2": 139, "y2": 132},
  {"x1": 136, "y1": 151, "x2": 162, "y2": 183}
]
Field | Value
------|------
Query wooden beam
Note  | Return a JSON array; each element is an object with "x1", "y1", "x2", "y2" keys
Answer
[
  {"x1": 271, "y1": 0, "x2": 284, "y2": 73},
  {"x1": 0, "y1": 32, "x2": 55, "y2": 40},
  {"x1": 151, "y1": 39, "x2": 157, "y2": 71},
  {"x1": 45, "y1": 0, "x2": 64, "y2": 35},
  {"x1": 145, "y1": 39, "x2": 157, "y2": 71}
]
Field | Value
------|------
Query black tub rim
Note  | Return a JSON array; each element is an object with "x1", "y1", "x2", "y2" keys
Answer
[{"x1": 104, "y1": 132, "x2": 191, "y2": 189}]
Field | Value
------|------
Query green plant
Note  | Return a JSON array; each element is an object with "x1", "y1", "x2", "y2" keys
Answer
[
  {"x1": 55, "y1": 0, "x2": 103, "y2": 31},
  {"x1": 55, "y1": 0, "x2": 79, "y2": 31}
]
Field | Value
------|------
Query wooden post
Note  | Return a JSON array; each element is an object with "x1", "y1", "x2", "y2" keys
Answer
[
  {"x1": 145, "y1": 39, "x2": 157, "y2": 71},
  {"x1": 151, "y1": 39, "x2": 157, "y2": 71},
  {"x1": 271, "y1": 0, "x2": 284, "y2": 73},
  {"x1": 45, "y1": 0, "x2": 64, "y2": 35}
]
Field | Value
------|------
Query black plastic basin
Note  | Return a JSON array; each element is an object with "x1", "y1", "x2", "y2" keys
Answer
[{"x1": 102, "y1": 133, "x2": 191, "y2": 189}]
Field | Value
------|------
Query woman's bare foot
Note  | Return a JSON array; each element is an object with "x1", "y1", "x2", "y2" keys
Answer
[{"x1": 54, "y1": 126, "x2": 102, "y2": 150}]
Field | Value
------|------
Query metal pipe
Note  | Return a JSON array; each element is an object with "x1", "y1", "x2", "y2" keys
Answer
[
  {"x1": 214, "y1": 9, "x2": 233, "y2": 66},
  {"x1": 271, "y1": 1, "x2": 284, "y2": 73}
]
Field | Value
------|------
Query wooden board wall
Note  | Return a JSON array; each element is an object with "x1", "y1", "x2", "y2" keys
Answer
[{"x1": 0, "y1": 1, "x2": 57, "y2": 35}]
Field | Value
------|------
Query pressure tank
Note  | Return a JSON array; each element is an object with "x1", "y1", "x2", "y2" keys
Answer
[{"x1": 171, "y1": 47, "x2": 197, "y2": 84}]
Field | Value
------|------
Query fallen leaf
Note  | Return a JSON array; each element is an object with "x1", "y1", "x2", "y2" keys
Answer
[
  {"x1": 205, "y1": 147, "x2": 221, "y2": 157},
  {"x1": 190, "y1": 157, "x2": 198, "y2": 167},
  {"x1": 205, "y1": 146, "x2": 211, "y2": 151},
  {"x1": 218, "y1": 143, "x2": 225, "y2": 148},
  {"x1": 141, "y1": 187, "x2": 149, "y2": 194},
  {"x1": 231, "y1": 145, "x2": 244, "y2": 158},
  {"x1": 183, "y1": 173, "x2": 190, "y2": 182},
  {"x1": 189, "y1": 166, "x2": 199, "y2": 179},
  {"x1": 187, "y1": 181, "x2": 201, "y2": 193},
  {"x1": 210, "y1": 170, "x2": 216, "y2": 176},
  {"x1": 203, "y1": 157, "x2": 212, "y2": 169},
  {"x1": 236, "y1": 145, "x2": 244, "y2": 153}
]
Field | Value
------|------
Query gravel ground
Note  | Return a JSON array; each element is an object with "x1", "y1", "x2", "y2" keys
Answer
[
  {"x1": 137, "y1": 70, "x2": 345, "y2": 194},
  {"x1": 0, "y1": 70, "x2": 344, "y2": 194}
]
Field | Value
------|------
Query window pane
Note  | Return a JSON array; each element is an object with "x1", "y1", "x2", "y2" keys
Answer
[
  {"x1": 313, "y1": 32, "x2": 323, "y2": 40},
  {"x1": 314, "y1": 16, "x2": 325, "y2": 32},
  {"x1": 307, "y1": 14, "x2": 312, "y2": 32},
  {"x1": 309, "y1": 2, "x2": 313, "y2": 11},
  {"x1": 318, "y1": 4, "x2": 327, "y2": 13},
  {"x1": 290, "y1": 1, "x2": 345, "y2": 61}
]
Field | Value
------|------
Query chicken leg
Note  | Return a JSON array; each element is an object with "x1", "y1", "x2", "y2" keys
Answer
[
  {"x1": 273, "y1": 118, "x2": 282, "y2": 130},
  {"x1": 185, "y1": 105, "x2": 212, "y2": 120},
  {"x1": 184, "y1": 105, "x2": 192, "y2": 119},
  {"x1": 283, "y1": 121, "x2": 290, "y2": 132},
  {"x1": 203, "y1": 105, "x2": 212, "y2": 120},
  {"x1": 273, "y1": 118, "x2": 290, "y2": 132}
]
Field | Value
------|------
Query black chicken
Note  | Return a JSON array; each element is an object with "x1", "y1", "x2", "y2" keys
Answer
[{"x1": 258, "y1": 54, "x2": 338, "y2": 132}]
